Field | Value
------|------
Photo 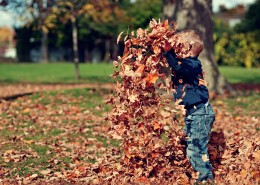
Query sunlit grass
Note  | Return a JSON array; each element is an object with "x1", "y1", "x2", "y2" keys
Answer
[
  {"x1": 0, "y1": 62, "x2": 115, "y2": 84},
  {"x1": 0, "y1": 63, "x2": 259, "y2": 84},
  {"x1": 218, "y1": 66, "x2": 260, "y2": 84}
]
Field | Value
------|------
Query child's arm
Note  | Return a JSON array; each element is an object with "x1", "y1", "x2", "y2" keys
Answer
[
  {"x1": 163, "y1": 50, "x2": 182, "y2": 71},
  {"x1": 163, "y1": 51, "x2": 199, "y2": 76},
  {"x1": 162, "y1": 40, "x2": 198, "y2": 76}
]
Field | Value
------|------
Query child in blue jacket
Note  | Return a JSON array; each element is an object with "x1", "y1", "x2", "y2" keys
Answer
[{"x1": 162, "y1": 30, "x2": 215, "y2": 183}]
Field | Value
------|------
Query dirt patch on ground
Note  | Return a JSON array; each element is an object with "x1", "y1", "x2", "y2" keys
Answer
[
  {"x1": 0, "y1": 83, "x2": 259, "y2": 100},
  {"x1": 0, "y1": 83, "x2": 114, "y2": 100}
]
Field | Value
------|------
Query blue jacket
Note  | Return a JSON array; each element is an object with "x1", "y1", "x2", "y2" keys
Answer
[{"x1": 164, "y1": 50, "x2": 209, "y2": 115}]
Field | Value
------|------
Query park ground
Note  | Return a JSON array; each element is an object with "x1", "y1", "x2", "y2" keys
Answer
[{"x1": 0, "y1": 63, "x2": 259, "y2": 184}]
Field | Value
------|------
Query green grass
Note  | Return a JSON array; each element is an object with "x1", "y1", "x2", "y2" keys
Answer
[
  {"x1": 218, "y1": 66, "x2": 260, "y2": 84},
  {"x1": 0, "y1": 63, "x2": 259, "y2": 84},
  {"x1": 0, "y1": 62, "x2": 115, "y2": 84},
  {"x1": 215, "y1": 93, "x2": 260, "y2": 117},
  {"x1": 0, "y1": 88, "x2": 115, "y2": 178}
]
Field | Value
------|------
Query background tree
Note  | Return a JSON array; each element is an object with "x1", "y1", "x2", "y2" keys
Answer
[
  {"x1": 51, "y1": 0, "x2": 88, "y2": 79},
  {"x1": 214, "y1": 0, "x2": 260, "y2": 69},
  {"x1": 126, "y1": 0, "x2": 162, "y2": 29},
  {"x1": 162, "y1": 0, "x2": 233, "y2": 95},
  {"x1": 79, "y1": 0, "x2": 129, "y2": 62},
  {"x1": 235, "y1": 0, "x2": 260, "y2": 33},
  {"x1": 50, "y1": 0, "x2": 128, "y2": 79},
  {"x1": 4, "y1": 0, "x2": 56, "y2": 63}
]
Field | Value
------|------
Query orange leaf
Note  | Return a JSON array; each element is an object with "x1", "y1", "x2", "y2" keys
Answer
[
  {"x1": 152, "y1": 121, "x2": 161, "y2": 130},
  {"x1": 136, "y1": 176, "x2": 149, "y2": 183},
  {"x1": 135, "y1": 65, "x2": 145, "y2": 76},
  {"x1": 23, "y1": 108, "x2": 30, "y2": 113},
  {"x1": 240, "y1": 170, "x2": 247, "y2": 178},
  {"x1": 117, "y1": 31, "x2": 124, "y2": 44},
  {"x1": 163, "y1": 19, "x2": 169, "y2": 28},
  {"x1": 151, "y1": 152, "x2": 160, "y2": 158},
  {"x1": 144, "y1": 73, "x2": 158, "y2": 84}
]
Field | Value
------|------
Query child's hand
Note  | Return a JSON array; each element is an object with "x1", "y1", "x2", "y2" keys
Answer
[
  {"x1": 198, "y1": 78, "x2": 208, "y2": 86},
  {"x1": 175, "y1": 99, "x2": 186, "y2": 115},
  {"x1": 162, "y1": 40, "x2": 172, "y2": 52}
]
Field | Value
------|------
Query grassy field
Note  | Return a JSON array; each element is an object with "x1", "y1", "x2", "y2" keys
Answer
[
  {"x1": 0, "y1": 63, "x2": 259, "y2": 84},
  {"x1": 218, "y1": 66, "x2": 260, "y2": 84},
  {"x1": 0, "y1": 63, "x2": 115, "y2": 84}
]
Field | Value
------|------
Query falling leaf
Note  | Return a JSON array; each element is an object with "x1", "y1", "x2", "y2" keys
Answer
[
  {"x1": 136, "y1": 176, "x2": 149, "y2": 183},
  {"x1": 117, "y1": 31, "x2": 124, "y2": 44},
  {"x1": 144, "y1": 73, "x2": 159, "y2": 84},
  {"x1": 202, "y1": 154, "x2": 209, "y2": 162},
  {"x1": 252, "y1": 150, "x2": 260, "y2": 161},
  {"x1": 135, "y1": 65, "x2": 145, "y2": 77},
  {"x1": 240, "y1": 170, "x2": 247, "y2": 178}
]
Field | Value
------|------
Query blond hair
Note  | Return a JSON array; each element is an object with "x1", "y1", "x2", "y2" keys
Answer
[{"x1": 175, "y1": 30, "x2": 204, "y2": 57}]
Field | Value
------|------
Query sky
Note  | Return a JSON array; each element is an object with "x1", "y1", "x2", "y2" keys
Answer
[
  {"x1": 212, "y1": 0, "x2": 256, "y2": 12},
  {"x1": 0, "y1": 0, "x2": 256, "y2": 29}
]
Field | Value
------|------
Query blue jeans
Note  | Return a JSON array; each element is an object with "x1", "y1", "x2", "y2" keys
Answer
[{"x1": 184, "y1": 102, "x2": 215, "y2": 182}]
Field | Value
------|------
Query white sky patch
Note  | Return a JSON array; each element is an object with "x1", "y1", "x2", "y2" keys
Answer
[
  {"x1": 213, "y1": 0, "x2": 256, "y2": 12},
  {"x1": 0, "y1": 10, "x2": 14, "y2": 28}
]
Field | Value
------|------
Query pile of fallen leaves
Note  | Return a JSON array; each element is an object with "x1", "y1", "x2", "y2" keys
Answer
[
  {"x1": 86, "y1": 19, "x2": 260, "y2": 184},
  {"x1": 93, "y1": 19, "x2": 194, "y2": 184}
]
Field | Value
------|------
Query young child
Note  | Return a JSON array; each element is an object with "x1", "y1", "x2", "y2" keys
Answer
[{"x1": 162, "y1": 30, "x2": 215, "y2": 183}]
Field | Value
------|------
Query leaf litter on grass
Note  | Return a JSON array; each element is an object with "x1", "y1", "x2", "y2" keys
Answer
[
  {"x1": 0, "y1": 89, "x2": 113, "y2": 184},
  {"x1": 0, "y1": 89, "x2": 259, "y2": 184}
]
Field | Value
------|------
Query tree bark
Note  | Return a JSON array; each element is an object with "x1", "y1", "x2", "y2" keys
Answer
[
  {"x1": 40, "y1": 29, "x2": 48, "y2": 63},
  {"x1": 162, "y1": 0, "x2": 234, "y2": 95},
  {"x1": 72, "y1": 16, "x2": 80, "y2": 80},
  {"x1": 104, "y1": 38, "x2": 111, "y2": 63}
]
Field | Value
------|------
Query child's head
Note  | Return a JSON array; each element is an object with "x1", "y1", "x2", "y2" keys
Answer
[{"x1": 175, "y1": 29, "x2": 204, "y2": 57}]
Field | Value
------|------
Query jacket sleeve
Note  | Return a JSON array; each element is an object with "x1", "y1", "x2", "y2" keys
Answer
[
  {"x1": 163, "y1": 50, "x2": 199, "y2": 76},
  {"x1": 163, "y1": 50, "x2": 181, "y2": 71}
]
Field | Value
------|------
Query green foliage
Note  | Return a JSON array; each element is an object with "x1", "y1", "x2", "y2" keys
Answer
[
  {"x1": 126, "y1": 0, "x2": 162, "y2": 29},
  {"x1": 214, "y1": 18, "x2": 260, "y2": 68},
  {"x1": 235, "y1": 0, "x2": 260, "y2": 33},
  {"x1": 214, "y1": 0, "x2": 260, "y2": 68}
]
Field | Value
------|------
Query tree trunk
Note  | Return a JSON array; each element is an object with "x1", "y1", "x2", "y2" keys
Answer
[
  {"x1": 112, "y1": 37, "x2": 119, "y2": 61},
  {"x1": 71, "y1": 16, "x2": 80, "y2": 80},
  {"x1": 162, "y1": 0, "x2": 234, "y2": 95},
  {"x1": 104, "y1": 38, "x2": 111, "y2": 63},
  {"x1": 40, "y1": 30, "x2": 48, "y2": 63}
]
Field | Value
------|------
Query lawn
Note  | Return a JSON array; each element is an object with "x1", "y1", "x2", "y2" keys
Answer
[
  {"x1": 0, "y1": 63, "x2": 259, "y2": 84},
  {"x1": 0, "y1": 63, "x2": 115, "y2": 84},
  {"x1": 0, "y1": 88, "x2": 118, "y2": 183},
  {"x1": 218, "y1": 66, "x2": 260, "y2": 84}
]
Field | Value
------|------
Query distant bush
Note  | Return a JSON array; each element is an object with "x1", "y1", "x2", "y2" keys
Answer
[
  {"x1": 214, "y1": 0, "x2": 260, "y2": 68},
  {"x1": 214, "y1": 30, "x2": 260, "y2": 68}
]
